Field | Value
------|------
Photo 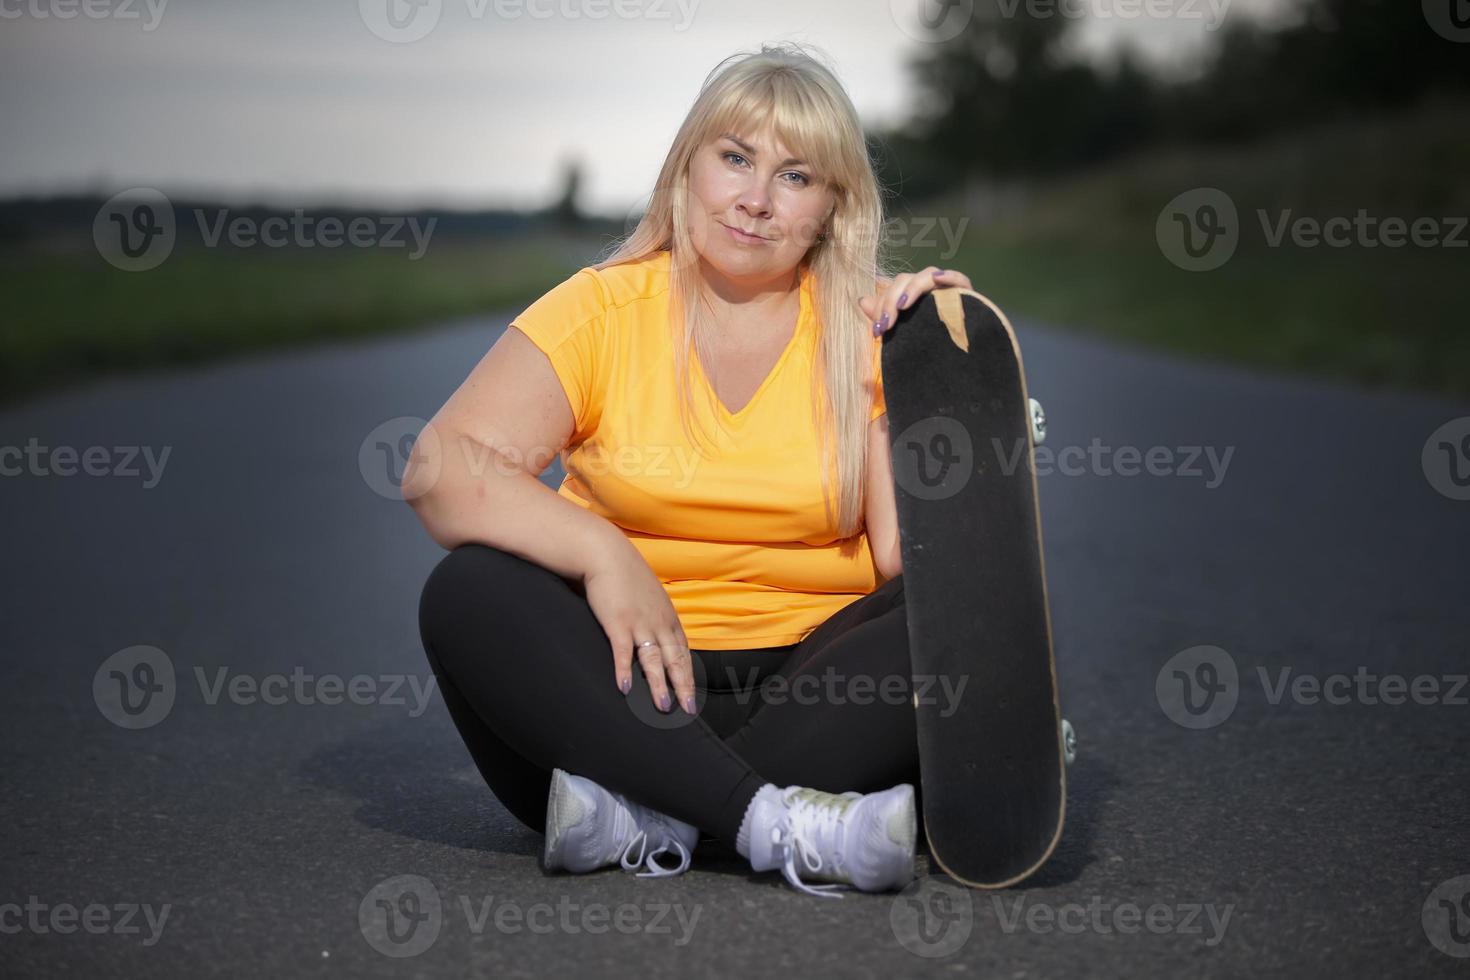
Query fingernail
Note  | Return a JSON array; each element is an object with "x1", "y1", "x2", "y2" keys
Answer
[
  {"x1": 879, "y1": 313, "x2": 889, "y2": 329},
  {"x1": 898, "y1": 292, "x2": 908, "y2": 309},
  {"x1": 683, "y1": 696, "x2": 696, "y2": 715},
  {"x1": 872, "y1": 321, "x2": 881, "y2": 337},
  {"x1": 933, "y1": 269, "x2": 947, "y2": 277},
  {"x1": 620, "y1": 676, "x2": 631, "y2": 695},
  {"x1": 659, "y1": 693, "x2": 672, "y2": 712}
]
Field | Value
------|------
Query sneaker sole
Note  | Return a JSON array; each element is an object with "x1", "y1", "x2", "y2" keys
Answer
[
  {"x1": 543, "y1": 768, "x2": 587, "y2": 871},
  {"x1": 865, "y1": 784, "x2": 917, "y2": 892},
  {"x1": 886, "y1": 784, "x2": 917, "y2": 855}
]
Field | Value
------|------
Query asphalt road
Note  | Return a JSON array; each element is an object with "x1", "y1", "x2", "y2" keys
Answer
[{"x1": 2, "y1": 306, "x2": 1467, "y2": 977}]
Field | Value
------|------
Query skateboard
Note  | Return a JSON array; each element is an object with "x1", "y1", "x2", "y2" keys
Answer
[{"x1": 880, "y1": 286, "x2": 1075, "y2": 888}]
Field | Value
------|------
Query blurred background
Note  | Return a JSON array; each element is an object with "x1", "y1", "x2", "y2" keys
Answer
[{"x1": 2, "y1": 0, "x2": 1467, "y2": 405}]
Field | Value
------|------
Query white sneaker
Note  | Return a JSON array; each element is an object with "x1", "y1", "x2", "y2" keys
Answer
[
  {"x1": 747, "y1": 783, "x2": 917, "y2": 898},
  {"x1": 542, "y1": 768, "x2": 699, "y2": 877}
]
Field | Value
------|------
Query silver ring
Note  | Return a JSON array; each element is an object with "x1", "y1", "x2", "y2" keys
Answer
[{"x1": 636, "y1": 640, "x2": 658, "y2": 648}]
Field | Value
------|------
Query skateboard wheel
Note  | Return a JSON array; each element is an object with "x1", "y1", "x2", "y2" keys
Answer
[
  {"x1": 1061, "y1": 718, "x2": 1076, "y2": 765},
  {"x1": 1029, "y1": 398, "x2": 1047, "y2": 446}
]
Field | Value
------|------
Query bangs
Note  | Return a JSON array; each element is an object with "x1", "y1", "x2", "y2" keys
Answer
[{"x1": 702, "y1": 78, "x2": 846, "y2": 189}]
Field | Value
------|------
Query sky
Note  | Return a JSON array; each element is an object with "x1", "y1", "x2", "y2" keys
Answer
[{"x1": 0, "y1": 0, "x2": 1291, "y2": 216}]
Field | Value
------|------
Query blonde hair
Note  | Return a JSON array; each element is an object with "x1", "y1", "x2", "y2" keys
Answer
[{"x1": 594, "y1": 42, "x2": 896, "y2": 548}]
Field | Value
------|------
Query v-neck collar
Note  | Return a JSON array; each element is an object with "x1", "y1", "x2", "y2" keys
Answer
[{"x1": 694, "y1": 266, "x2": 813, "y2": 424}]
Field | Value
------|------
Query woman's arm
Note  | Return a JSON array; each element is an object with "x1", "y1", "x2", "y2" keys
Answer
[
  {"x1": 865, "y1": 413, "x2": 902, "y2": 581},
  {"x1": 404, "y1": 326, "x2": 633, "y2": 582}
]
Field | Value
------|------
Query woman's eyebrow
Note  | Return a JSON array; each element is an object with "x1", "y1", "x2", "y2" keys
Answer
[{"x1": 720, "y1": 133, "x2": 807, "y2": 168}]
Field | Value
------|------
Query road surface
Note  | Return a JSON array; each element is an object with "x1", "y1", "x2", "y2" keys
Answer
[{"x1": 2, "y1": 306, "x2": 1467, "y2": 977}]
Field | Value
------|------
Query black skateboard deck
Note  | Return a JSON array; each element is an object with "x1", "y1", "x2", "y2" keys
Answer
[{"x1": 880, "y1": 286, "x2": 1066, "y2": 888}]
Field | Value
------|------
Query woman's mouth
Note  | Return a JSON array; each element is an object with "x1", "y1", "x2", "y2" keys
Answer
[{"x1": 722, "y1": 222, "x2": 769, "y2": 244}]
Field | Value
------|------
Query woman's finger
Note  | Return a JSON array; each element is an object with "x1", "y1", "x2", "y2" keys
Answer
[
  {"x1": 859, "y1": 281, "x2": 892, "y2": 322},
  {"x1": 877, "y1": 271, "x2": 922, "y2": 336},
  {"x1": 658, "y1": 623, "x2": 697, "y2": 716},
  {"x1": 933, "y1": 268, "x2": 971, "y2": 289},
  {"x1": 610, "y1": 628, "x2": 634, "y2": 695},
  {"x1": 636, "y1": 639, "x2": 673, "y2": 712},
  {"x1": 873, "y1": 273, "x2": 910, "y2": 336}
]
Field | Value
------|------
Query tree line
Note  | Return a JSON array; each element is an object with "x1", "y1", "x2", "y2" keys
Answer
[{"x1": 878, "y1": 0, "x2": 1470, "y2": 191}]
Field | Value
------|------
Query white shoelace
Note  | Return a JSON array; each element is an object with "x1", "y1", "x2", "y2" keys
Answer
[
  {"x1": 771, "y1": 795, "x2": 852, "y2": 899},
  {"x1": 618, "y1": 830, "x2": 692, "y2": 877},
  {"x1": 617, "y1": 809, "x2": 693, "y2": 878}
]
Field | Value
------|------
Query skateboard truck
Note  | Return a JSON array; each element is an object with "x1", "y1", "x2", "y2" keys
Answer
[{"x1": 1035, "y1": 398, "x2": 1067, "y2": 763}]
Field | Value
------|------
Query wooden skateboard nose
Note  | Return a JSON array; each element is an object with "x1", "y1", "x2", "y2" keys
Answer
[{"x1": 932, "y1": 287, "x2": 973, "y2": 353}]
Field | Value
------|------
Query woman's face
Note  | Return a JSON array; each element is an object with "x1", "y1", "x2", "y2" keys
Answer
[{"x1": 684, "y1": 127, "x2": 834, "y2": 285}]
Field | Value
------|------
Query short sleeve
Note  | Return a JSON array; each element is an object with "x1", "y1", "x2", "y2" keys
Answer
[
  {"x1": 508, "y1": 268, "x2": 609, "y2": 445},
  {"x1": 868, "y1": 337, "x2": 887, "y2": 422}
]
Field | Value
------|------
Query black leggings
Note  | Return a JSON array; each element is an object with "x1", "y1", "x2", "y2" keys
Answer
[{"x1": 417, "y1": 543, "x2": 921, "y2": 848}]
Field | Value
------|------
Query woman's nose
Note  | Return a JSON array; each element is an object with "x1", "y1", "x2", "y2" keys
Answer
[{"x1": 737, "y1": 188, "x2": 772, "y2": 217}]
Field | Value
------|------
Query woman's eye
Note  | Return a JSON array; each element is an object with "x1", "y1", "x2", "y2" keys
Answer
[{"x1": 723, "y1": 152, "x2": 809, "y2": 186}]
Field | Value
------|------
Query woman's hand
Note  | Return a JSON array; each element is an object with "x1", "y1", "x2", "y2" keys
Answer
[
  {"x1": 582, "y1": 543, "x2": 697, "y2": 715},
  {"x1": 860, "y1": 266, "x2": 974, "y2": 337}
]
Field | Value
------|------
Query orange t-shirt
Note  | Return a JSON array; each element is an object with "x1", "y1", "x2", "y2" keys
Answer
[{"x1": 509, "y1": 249, "x2": 887, "y2": 650}]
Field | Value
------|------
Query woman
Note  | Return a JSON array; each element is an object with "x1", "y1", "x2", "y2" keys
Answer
[{"x1": 407, "y1": 42, "x2": 974, "y2": 899}]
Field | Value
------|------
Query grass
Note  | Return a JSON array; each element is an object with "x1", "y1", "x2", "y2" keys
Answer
[
  {"x1": 889, "y1": 97, "x2": 1470, "y2": 401},
  {"x1": 0, "y1": 234, "x2": 595, "y2": 406},
  {"x1": 889, "y1": 233, "x2": 1470, "y2": 400}
]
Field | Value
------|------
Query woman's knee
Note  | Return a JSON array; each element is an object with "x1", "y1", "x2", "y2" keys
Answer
[{"x1": 418, "y1": 544, "x2": 538, "y2": 652}]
